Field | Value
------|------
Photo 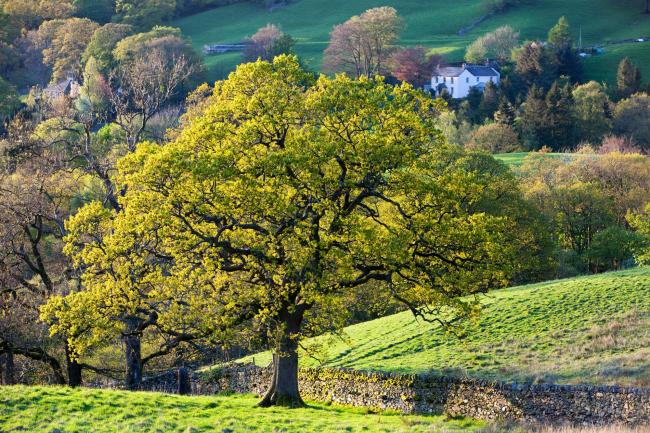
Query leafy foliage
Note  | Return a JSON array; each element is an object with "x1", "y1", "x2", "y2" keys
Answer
[
  {"x1": 50, "y1": 56, "x2": 536, "y2": 403},
  {"x1": 465, "y1": 25, "x2": 519, "y2": 63},
  {"x1": 114, "y1": 0, "x2": 177, "y2": 30},
  {"x1": 466, "y1": 123, "x2": 522, "y2": 154},
  {"x1": 324, "y1": 7, "x2": 403, "y2": 78}
]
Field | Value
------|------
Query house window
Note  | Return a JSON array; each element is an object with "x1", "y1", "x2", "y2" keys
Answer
[
  {"x1": 450, "y1": 87, "x2": 454, "y2": 95},
  {"x1": 451, "y1": 77, "x2": 455, "y2": 84},
  {"x1": 443, "y1": 77, "x2": 446, "y2": 83},
  {"x1": 435, "y1": 77, "x2": 439, "y2": 83},
  {"x1": 490, "y1": 77, "x2": 493, "y2": 82},
  {"x1": 476, "y1": 77, "x2": 480, "y2": 82}
]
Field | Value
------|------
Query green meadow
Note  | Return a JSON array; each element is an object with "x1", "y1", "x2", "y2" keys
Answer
[
  {"x1": 171, "y1": 0, "x2": 650, "y2": 80},
  {"x1": 0, "y1": 386, "x2": 490, "y2": 433},
  {"x1": 234, "y1": 268, "x2": 650, "y2": 386},
  {"x1": 493, "y1": 152, "x2": 577, "y2": 168},
  {"x1": 584, "y1": 42, "x2": 650, "y2": 84}
]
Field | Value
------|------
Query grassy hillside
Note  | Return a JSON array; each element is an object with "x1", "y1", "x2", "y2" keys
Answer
[
  {"x1": 0, "y1": 386, "x2": 487, "y2": 433},
  {"x1": 583, "y1": 42, "x2": 650, "y2": 84},
  {"x1": 237, "y1": 268, "x2": 650, "y2": 386},
  {"x1": 172, "y1": 0, "x2": 650, "y2": 80}
]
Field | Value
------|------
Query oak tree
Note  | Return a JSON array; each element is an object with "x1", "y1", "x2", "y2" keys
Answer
[{"x1": 58, "y1": 56, "x2": 534, "y2": 405}]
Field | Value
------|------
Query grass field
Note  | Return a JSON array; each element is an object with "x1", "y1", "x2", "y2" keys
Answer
[
  {"x1": 235, "y1": 268, "x2": 650, "y2": 386},
  {"x1": 583, "y1": 42, "x2": 650, "y2": 84},
  {"x1": 2, "y1": 387, "x2": 649, "y2": 433},
  {"x1": 493, "y1": 152, "x2": 577, "y2": 168},
  {"x1": 0, "y1": 386, "x2": 488, "y2": 433},
  {"x1": 172, "y1": 0, "x2": 650, "y2": 80}
]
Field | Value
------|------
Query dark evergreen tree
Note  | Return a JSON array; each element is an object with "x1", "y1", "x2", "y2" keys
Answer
[
  {"x1": 518, "y1": 85, "x2": 548, "y2": 150},
  {"x1": 544, "y1": 81, "x2": 576, "y2": 150},
  {"x1": 499, "y1": 74, "x2": 527, "y2": 102},
  {"x1": 555, "y1": 44, "x2": 583, "y2": 83},
  {"x1": 515, "y1": 42, "x2": 558, "y2": 90},
  {"x1": 466, "y1": 86, "x2": 483, "y2": 123},
  {"x1": 74, "y1": 0, "x2": 115, "y2": 23},
  {"x1": 494, "y1": 96, "x2": 516, "y2": 125},
  {"x1": 478, "y1": 81, "x2": 500, "y2": 122}
]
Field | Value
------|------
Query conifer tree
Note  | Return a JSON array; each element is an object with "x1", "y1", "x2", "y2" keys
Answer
[
  {"x1": 617, "y1": 57, "x2": 642, "y2": 99},
  {"x1": 544, "y1": 81, "x2": 575, "y2": 150},
  {"x1": 548, "y1": 16, "x2": 572, "y2": 47},
  {"x1": 519, "y1": 85, "x2": 548, "y2": 149},
  {"x1": 478, "y1": 81, "x2": 500, "y2": 122},
  {"x1": 494, "y1": 96, "x2": 516, "y2": 126}
]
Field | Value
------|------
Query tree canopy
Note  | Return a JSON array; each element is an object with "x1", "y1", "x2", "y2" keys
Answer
[
  {"x1": 465, "y1": 25, "x2": 520, "y2": 63},
  {"x1": 324, "y1": 7, "x2": 403, "y2": 78},
  {"x1": 47, "y1": 55, "x2": 539, "y2": 405}
]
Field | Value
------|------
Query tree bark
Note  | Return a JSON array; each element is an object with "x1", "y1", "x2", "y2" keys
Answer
[
  {"x1": 65, "y1": 345, "x2": 82, "y2": 387},
  {"x1": 2, "y1": 349, "x2": 15, "y2": 385},
  {"x1": 258, "y1": 310, "x2": 305, "y2": 408},
  {"x1": 123, "y1": 319, "x2": 143, "y2": 390}
]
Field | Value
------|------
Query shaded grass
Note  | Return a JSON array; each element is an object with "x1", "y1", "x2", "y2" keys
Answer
[
  {"x1": 0, "y1": 386, "x2": 489, "y2": 433},
  {"x1": 583, "y1": 42, "x2": 650, "y2": 84},
  {"x1": 234, "y1": 268, "x2": 650, "y2": 386},
  {"x1": 172, "y1": 0, "x2": 650, "y2": 81}
]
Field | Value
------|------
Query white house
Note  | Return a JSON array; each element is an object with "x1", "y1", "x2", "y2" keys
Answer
[{"x1": 429, "y1": 64, "x2": 500, "y2": 99}]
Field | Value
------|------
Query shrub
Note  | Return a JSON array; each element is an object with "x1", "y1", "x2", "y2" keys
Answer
[
  {"x1": 466, "y1": 123, "x2": 522, "y2": 153},
  {"x1": 598, "y1": 135, "x2": 642, "y2": 155},
  {"x1": 613, "y1": 93, "x2": 650, "y2": 151}
]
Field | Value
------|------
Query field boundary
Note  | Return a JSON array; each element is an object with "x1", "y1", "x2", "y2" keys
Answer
[{"x1": 131, "y1": 364, "x2": 650, "y2": 426}]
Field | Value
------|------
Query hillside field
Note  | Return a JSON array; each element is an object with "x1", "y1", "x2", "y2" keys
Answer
[
  {"x1": 0, "y1": 386, "x2": 488, "y2": 433},
  {"x1": 172, "y1": 0, "x2": 650, "y2": 81},
  {"x1": 493, "y1": 152, "x2": 576, "y2": 168},
  {"x1": 235, "y1": 268, "x2": 650, "y2": 386},
  {"x1": 583, "y1": 41, "x2": 650, "y2": 84}
]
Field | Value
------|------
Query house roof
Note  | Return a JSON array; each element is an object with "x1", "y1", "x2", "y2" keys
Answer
[
  {"x1": 465, "y1": 65, "x2": 499, "y2": 77},
  {"x1": 434, "y1": 64, "x2": 499, "y2": 78},
  {"x1": 44, "y1": 79, "x2": 72, "y2": 96},
  {"x1": 435, "y1": 66, "x2": 464, "y2": 77}
]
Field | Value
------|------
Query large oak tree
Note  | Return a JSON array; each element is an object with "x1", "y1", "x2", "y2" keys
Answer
[{"x1": 53, "y1": 56, "x2": 535, "y2": 406}]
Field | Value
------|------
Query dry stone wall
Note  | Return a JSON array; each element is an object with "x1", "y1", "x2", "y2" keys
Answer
[{"x1": 139, "y1": 364, "x2": 650, "y2": 426}]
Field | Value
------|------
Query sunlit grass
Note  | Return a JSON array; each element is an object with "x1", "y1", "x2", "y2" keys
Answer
[
  {"x1": 0, "y1": 386, "x2": 490, "y2": 433},
  {"x1": 493, "y1": 152, "x2": 577, "y2": 168},
  {"x1": 233, "y1": 268, "x2": 650, "y2": 386}
]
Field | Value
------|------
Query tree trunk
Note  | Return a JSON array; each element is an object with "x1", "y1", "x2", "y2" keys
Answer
[
  {"x1": 2, "y1": 349, "x2": 15, "y2": 385},
  {"x1": 65, "y1": 345, "x2": 82, "y2": 387},
  {"x1": 258, "y1": 311, "x2": 305, "y2": 408},
  {"x1": 123, "y1": 320, "x2": 143, "y2": 390}
]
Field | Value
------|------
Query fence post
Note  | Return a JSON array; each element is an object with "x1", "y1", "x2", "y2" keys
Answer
[{"x1": 178, "y1": 367, "x2": 190, "y2": 395}]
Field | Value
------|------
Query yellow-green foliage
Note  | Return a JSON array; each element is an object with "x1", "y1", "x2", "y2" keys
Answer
[{"x1": 45, "y1": 55, "x2": 538, "y2": 365}]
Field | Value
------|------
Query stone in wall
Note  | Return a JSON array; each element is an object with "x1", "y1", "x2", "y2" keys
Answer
[{"x1": 137, "y1": 364, "x2": 650, "y2": 426}]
